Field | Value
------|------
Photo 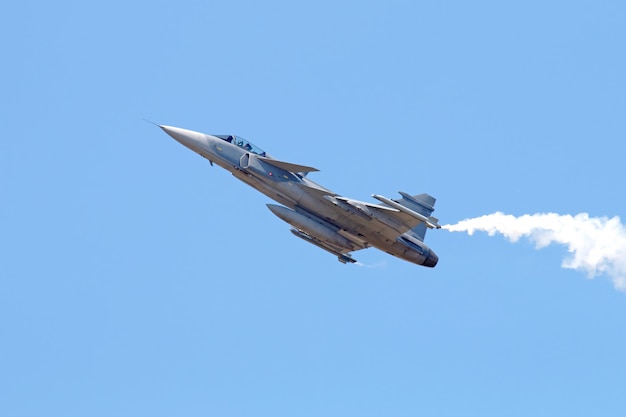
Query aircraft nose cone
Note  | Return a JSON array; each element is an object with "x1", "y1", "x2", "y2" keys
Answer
[
  {"x1": 159, "y1": 125, "x2": 205, "y2": 152},
  {"x1": 160, "y1": 125, "x2": 191, "y2": 144}
]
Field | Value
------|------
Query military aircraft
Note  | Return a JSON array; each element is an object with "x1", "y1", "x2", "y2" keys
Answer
[{"x1": 158, "y1": 125, "x2": 441, "y2": 267}]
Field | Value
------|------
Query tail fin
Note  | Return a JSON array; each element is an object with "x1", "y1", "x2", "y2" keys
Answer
[{"x1": 397, "y1": 192, "x2": 437, "y2": 241}]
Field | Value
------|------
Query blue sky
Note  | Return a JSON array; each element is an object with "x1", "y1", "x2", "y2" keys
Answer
[{"x1": 2, "y1": 1, "x2": 626, "y2": 416}]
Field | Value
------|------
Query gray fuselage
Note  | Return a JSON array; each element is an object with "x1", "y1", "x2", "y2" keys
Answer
[{"x1": 160, "y1": 125, "x2": 438, "y2": 267}]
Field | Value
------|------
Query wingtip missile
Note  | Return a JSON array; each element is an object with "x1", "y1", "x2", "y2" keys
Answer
[{"x1": 372, "y1": 194, "x2": 441, "y2": 229}]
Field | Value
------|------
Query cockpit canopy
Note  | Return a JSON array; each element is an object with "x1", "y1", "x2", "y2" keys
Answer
[{"x1": 215, "y1": 134, "x2": 266, "y2": 156}]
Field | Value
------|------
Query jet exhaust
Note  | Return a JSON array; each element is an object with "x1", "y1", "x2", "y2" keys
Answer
[{"x1": 444, "y1": 212, "x2": 626, "y2": 291}]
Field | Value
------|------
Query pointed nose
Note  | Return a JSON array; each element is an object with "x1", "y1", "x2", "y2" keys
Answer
[
  {"x1": 159, "y1": 125, "x2": 205, "y2": 152},
  {"x1": 160, "y1": 125, "x2": 195, "y2": 145}
]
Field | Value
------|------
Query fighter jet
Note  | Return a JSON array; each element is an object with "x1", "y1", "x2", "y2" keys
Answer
[{"x1": 158, "y1": 125, "x2": 441, "y2": 267}]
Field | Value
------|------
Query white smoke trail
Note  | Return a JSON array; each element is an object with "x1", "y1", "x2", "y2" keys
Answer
[{"x1": 443, "y1": 212, "x2": 626, "y2": 291}]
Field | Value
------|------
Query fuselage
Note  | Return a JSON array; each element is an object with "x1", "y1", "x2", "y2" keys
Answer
[{"x1": 160, "y1": 125, "x2": 438, "y2": 267}]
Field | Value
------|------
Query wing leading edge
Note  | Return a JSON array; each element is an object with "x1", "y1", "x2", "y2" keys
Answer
[{"x1": 258, "y1": 156, "x2": 319, "y2": 173}]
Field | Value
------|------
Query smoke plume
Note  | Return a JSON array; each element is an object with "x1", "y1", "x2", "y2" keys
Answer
[{"x1": 443, "y1": 212, "x2": 626, "y2": 291}]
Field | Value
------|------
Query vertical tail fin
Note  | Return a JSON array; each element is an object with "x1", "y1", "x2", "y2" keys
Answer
[{"x1": 397, "y1": 192, "x2": 437, "y2": 241}]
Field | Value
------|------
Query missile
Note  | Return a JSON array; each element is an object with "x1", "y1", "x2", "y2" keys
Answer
[
  {"x1": 371, "y1": 194, "x2": 441, "y2": 229},
  {"x1": 266, "y1": 204, "x2": 355, "y2": 250},
  {"x1": 289, "y1": 228, "x2": 356, "y2": 264}
]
